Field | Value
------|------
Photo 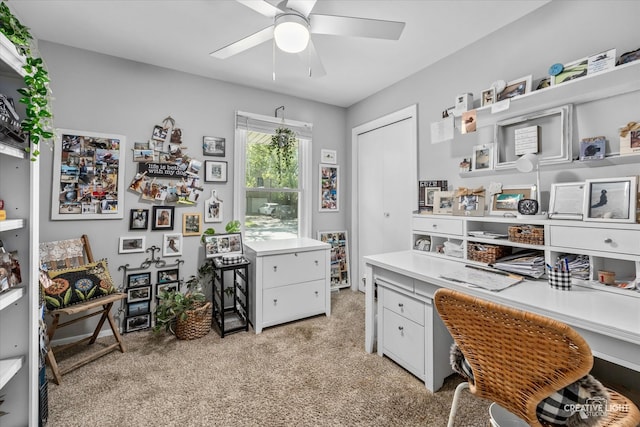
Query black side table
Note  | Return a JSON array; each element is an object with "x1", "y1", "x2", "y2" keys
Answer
[{"x1": 210, "y1": 257, "x2": 251, "y2": 337}]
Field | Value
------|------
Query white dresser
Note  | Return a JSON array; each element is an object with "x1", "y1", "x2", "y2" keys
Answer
[{"x1": 244, "y1": 238, "x2": 331, "y2": 333}]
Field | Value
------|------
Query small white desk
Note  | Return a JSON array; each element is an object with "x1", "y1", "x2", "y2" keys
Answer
[{"x1": 364, "y1": 251, "x2": 640, "y2": 391}]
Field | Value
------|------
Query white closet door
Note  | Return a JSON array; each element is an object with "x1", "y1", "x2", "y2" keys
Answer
[{"x1": 357, "y1": 117, "x2": 415, "y2": 291}]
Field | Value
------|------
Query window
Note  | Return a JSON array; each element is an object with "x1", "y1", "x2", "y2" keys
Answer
[{"x1": 234, "y1": 111, "x2": 312, "y2": 241}]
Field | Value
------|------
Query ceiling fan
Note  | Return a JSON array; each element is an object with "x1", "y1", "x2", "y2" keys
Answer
[{"x1": 210, "y1": 0, "x2": 406, "y2": 77}]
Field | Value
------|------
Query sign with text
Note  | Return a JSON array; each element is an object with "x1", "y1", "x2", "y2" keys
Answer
[{"x1": 137, "y1": 162, "x2": 189, "y2": 178}]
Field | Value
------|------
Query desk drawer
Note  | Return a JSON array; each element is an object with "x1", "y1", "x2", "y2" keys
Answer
[
  {"x1": 381, "y1": 287, "x2": 424, "y2": 326},
  {"x1": 262, "y1": 250, "x2": 326, "y2": 289},
  {"x1": 413, "y1": 216, "x2": 463, "y2": 235},
  {"x1": 382, "y1": 308, "x2": 425, "y2": 376},
  {"x1": 550, "y1": 226, "x2": 640, "y2": 255},
  {"x1": 262, "y1": 280, "x2": 326, "y2": 325}
]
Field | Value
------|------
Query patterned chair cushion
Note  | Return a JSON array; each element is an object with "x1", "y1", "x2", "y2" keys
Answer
[
  {"x1": 450, "y1": 343, "x2": 609, "y2": 426},
  {"x1": 41, "y1": 259, "x2": 117, "y2": 310}
]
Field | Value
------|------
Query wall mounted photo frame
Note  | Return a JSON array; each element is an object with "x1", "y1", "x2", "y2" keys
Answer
[
  {"x1": 320, "y1": 149, "x2": 337, "y2": 164},
  {"x1": 127, "y1": 300, "x2": 151, "y2": 317},
  {"x1": 182, "y1": 213, "x2": 202, "y2": 236},
  {"x1": 549, "y1": 182, "x2": 585, "y2": 220},
  {"x1": 584, "y1": 177, "x2": 637, "y2": 223},
  {"x1": 156, "y1": 282, "x2": 179, "y2": 295},
  {"x1": 433, "y1": 191, "x2": 454, "y2": 215},
  {"x1": 318, "y1": 230, "x2": 350, "y2": 290},
  {"x1": 119, "y1": 236, "x2": 146, "y2": 254},
  {"x1": 472, "y1": 144, "x2": 493, "y2": 171},
  {"x1": 52, "y1": 128, "x2": 126, "y2": 220},
  {"x1": 204, "y1": 190, "x2": 223, "y2": 223},
  {"x1": 125, "y1": 314, "x2": 151, "y2": 333},
  {"x1": 157, "y1": 268, "x2": 179, "y2": 284},
  {"x1": 152, "y1": 206, "x2": 174, "y2": 230},
  {"x1": 489, "y1": 185, "x2": 535, "y2": 216},
  {"x1": 129, "y1": 208, "x2": 149, "y2": 230},
  {"x1": 203, "y1": 136, "x2": 226, "y2": 157},
  {"x1": 496, "y1": 75, "x2": 533, "y2": 102},
  {"x1": 203, "y1": 233, "x2": 243, "y2": 258},
  {"x1": 126, "y1": 285, "x2": 151, "y2": 303},
  {"x1": 162, "y1": 233, "x2": 183, "y2": 257},
  {"x1": 320, "y1": 164, "x2": 339, "y2": 212},
  {"x1": 127, "y1": 272, "x2": 151, "y2": 288},
  {"x1": 205, "y1": 160, "x2": 228, "y2": 182}
]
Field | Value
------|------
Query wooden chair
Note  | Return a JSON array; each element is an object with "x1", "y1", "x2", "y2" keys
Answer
[
  {"x1": 39, "y1": 234, "x2": 126, "y2": 385},
  {"x1": 433, "y1": 288, "x2": 640, "y2": 427}
]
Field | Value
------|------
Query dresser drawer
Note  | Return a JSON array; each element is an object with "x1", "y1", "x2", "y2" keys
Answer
[
  {"x1": 550, "y1": 226, "x2": 640, "y2": 255},
  {"x1": 382, "y1": 308, "x2": 425, "y2": 377},
  {"x1": 262, "y1": 250, "x2": 326, "y2": 289},
  {"x1": 262, "y1": 280, "x2": 326, "y2": 325},
  {"x1": 413, "y1": 216, "x2": 463, "y2": 235},
  {"x1": 381, "y1": 287, "x2": 424, "y2": 326}
]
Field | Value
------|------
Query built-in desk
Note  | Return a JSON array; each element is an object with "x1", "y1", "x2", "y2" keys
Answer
[{"x1": 364, "y1": 251, "x2": 640, "y2": 392}]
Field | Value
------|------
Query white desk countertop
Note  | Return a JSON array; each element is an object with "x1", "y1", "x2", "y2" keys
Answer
[{"x1": 364, "y1": 251, "x2": 640, "y2": 371}]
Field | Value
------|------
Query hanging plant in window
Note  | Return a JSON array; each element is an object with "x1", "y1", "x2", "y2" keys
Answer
[{"x1": 269, "y1": 127, "x2": 297, "y2": 179}]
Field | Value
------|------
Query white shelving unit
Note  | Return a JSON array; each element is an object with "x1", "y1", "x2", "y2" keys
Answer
[{"x1": 0, "y1": 30, "x2": 39, "y2": 426}]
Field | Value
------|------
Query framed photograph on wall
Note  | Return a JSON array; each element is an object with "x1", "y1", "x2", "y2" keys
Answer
[
  {"x1": 182, "y1": 213, "x2": 202, "y2": 236},
  {"x1": 496, "y1": 75, "x2": 533, "y2": 101},
  {"x1": 318, "y1": 230, "x2": 350, "y2": 289},
  {"x1": 205, "y1": 160, "x2": 228, "y2": 182},
  {"x1": 125, "y1": 314, "x2": 151, "y2": 333},
  {"x1": 204, "y1": 190, "x2": 223, "y2": 223},
  {"x1": 126, "y1": 285, "x2": 151, "y2": 303},
  {"x1": 127, "y1": 272, "x2": 151, "y2": 288},
  {"x1": 549, "y1": 182, "x2": 585, "y2": 220},
  {"x1": 203, "y1": 136, "x2": 226, "y2": 157},
  {"x1": 152, "y1": 206, "x2": 174, "y2": 230},
  {"x1": 584, "y1": 177, "x2": 637, "y2": 223},
  {"x1": 320, "y1": 149, "x2": 337, "y2": 164},
  {"x1": 157, "y1": 268, "x2": 179, "y2": 284},
  {"x1": 489, "y1": 185, "x2": 535, "y2": 216},
  {"x1": 118, "y1": 236, "x2": 145, "y2": 254},
  {"x1": 52, "y1": 128, "x2": 126, "y2": 220},
  {"x1": 162, "y1": 233, "x2": 183, "y2": 257},
  {"x1": 156, "y1": 282, "x2": 179, "y2": 296},
  {"x1": 127, "y1": 301, "x2": 151, "y2": 317},
  {"x1": 433, "y1": 191, "x2": 454, "y2": 215},
  {"x1": 129, "y1": 209, "x2": 149, "y2": 230},
  {"x1": 320, "y1": 164, "x2": 339, "y2": 212}
]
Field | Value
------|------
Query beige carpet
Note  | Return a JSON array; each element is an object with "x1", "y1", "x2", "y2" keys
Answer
[{"x1": 46, "y1": 290, "x2": 490, "y2": 426}]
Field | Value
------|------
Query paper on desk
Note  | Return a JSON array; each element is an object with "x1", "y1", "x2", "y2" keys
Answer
[{"x1": 441, "y1": 268, "x2": 523, "y2": 292}]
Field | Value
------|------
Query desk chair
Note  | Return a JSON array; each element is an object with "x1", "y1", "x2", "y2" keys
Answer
[
  {"x1": 433, "y1": 288, "x2": 640, "y2": 427},
  {"x1": 39, "y1": 235, "x2": 126, "y2": 385}
]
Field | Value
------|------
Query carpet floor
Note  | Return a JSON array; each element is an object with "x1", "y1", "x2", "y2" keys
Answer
[{"x1": 46, "y1": 290, "x2": 490, "y2": 426}]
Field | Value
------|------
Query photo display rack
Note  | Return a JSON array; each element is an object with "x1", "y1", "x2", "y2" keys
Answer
[{"x1": 118, "y1": 245, "x2": 184, "y2": 333}]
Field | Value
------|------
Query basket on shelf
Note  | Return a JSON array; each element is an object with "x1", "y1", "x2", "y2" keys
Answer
[
  {"x1": 508, "y1": 225, "x2": 544, "y2": 245},
  {"x1": 175, "y1": 301, "x2": 212, "y2": 340},
  {"x1": 467, "y1": 243, "x2": 511, "y2": 264}
]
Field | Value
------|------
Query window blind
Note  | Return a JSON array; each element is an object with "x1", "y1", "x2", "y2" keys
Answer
[{"x1": 236, "y1": 110, "x2": 313, "y2": 139}]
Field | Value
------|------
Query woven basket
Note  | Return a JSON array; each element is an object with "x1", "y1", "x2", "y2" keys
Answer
[
  {"x1": 508, "y1": 225, "x2": 544, "y2": 245},
  {"x1": 467, "y1": 243, "x2": 511, "y2": 264},
  {"x1": 175, "y1": 301, "x2": 212, "y2": 340}
]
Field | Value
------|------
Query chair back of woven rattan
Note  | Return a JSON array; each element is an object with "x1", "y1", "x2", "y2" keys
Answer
[{"x1": 434, "y1": 288, "x2": 593, "y2": 426}]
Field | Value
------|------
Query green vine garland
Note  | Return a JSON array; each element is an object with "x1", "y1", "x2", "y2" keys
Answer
[
  {"x1": 0, "y1": 1, "x2": 53, "y2": 159},
  {"x1": 270, "y1": 127, "x2": 297, "y2": 178}
]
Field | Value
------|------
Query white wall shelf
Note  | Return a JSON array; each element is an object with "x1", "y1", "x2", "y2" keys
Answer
[
  {"x1": 0, "y1": 218, "x2": 25, "y2": 232},
  {"x1": 0, "y1": 356, "x2": 24, "y2": 390},
  {"x1": 0, "y1": 287, "x2": 24, "y2": 311}
]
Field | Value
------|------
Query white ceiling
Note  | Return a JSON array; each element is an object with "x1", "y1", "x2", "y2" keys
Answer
[{"x1": 10, "y1": 0, "x2": 549, "y2": 108}]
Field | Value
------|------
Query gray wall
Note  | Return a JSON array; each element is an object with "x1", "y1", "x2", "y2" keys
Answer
[{"x1": 346, "y1": 0, "x2": 640, "y2": 217}]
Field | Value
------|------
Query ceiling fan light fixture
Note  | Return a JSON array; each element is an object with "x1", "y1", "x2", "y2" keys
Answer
[{"x1": 274, "y1": 13, "x2": 310, "y2": 53}]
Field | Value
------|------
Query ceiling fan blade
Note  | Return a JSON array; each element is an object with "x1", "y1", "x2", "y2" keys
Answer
[
  {"x1": 235, "y1": 0, "x2": 282, "y2": 18},
  {"x1": 298, "y1": 38, "x2": 326, "y2": 78},
  {"x1": 285, "y1": 0, "x2": 317, "y2": 17},
  {"x1": 310, "y1": 14, "x2": 405, "y2": 40},
  {"x1": 210, "y1": 26, "x2": 275, "y2": 59}
]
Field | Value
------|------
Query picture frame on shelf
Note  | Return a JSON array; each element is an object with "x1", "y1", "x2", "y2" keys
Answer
[
  {"x1": 552, "y1": 57, "x2": 587, "y2": 86},
  {"x1": 549, "y1": 182, "x2": 585, "y2": 220},
  {"x1": 152, "y1": 206, "x2": 174, "y2": 230},
  {"x1": 584, "y1": 177, "x2": 637, "y2": 223},
  {"x1": 318, "y1": 230, "x2": 350, "y2": 290},
  {"x1": 452, "y1": 188, "x2": 485, "y2": 217},
  {"x1": 481, "y1": 88, "x2": 495, "y2": 107},
  {"x1": 125, "y1": 314, "x2": 151, "y2": 333},
  {"x1": 162, "y1": 233, "x2": 183, "y2": 257},
  {"x1": 51, "y1": 128, "x2": 126, "y2": 220},
  {"x1": 204, "y1": 160, "x2": 228, "y2": 183},
  {"x1": 418, "y1": 180, "x2": 448, "y2": 213},
  {"x1": 619, "y1": 122, "x2": 640, "y2": 156},
  {"x1": 157, "y1": 268, "x2": 179, "y2": 284},
  {"x1": 129, "y1": 208, "x2": 149, "y2": 230},
  {"x1": 496, "y1": 75, "x2": 532, "y2": 101},
  {"x1": 182, "y1": 213, "x2": 201, "y2": 236},
  {"x1": 202, "y1": 136, "x2": 225, "y2": 157},
  {"x1": 118, "y1": 236, "x2": 145, "y2": 254},
  {"x1": 126, "y1": 285, "x2": 151, "y2": 303},
  {"x1": 433, "y1": 191, "x2": 454, "y2": 215},
  {"x1": 203, "y1": 233, "x2": 243, "y2": 258},
  {"x1": 472, "y1": 144, "x2": 493, "y2": 171},
  {"x1": 489, "y1": 185, "x2": 535, "y2": 216},
  {"x1": 579, "y1": 137, "x2": 606, "y2": 161},
  {"x1": 127, "y1": 272, "x2": 151, "y2": 288}
]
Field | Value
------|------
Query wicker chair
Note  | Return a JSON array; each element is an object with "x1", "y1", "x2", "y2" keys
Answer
[{"x1": 433, "y1": 288, "x2": 640, "y2": 427}]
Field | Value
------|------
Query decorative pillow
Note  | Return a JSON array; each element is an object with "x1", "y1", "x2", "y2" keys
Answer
[
  {"x1": 449, "y1": 343, "x2": 609, "y2": 426},
  {"x1": 42, "y1": 259, "x2": 117, "y2": 310}
]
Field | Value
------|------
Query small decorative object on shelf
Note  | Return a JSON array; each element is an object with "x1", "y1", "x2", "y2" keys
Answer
[
  {"x1": 579, "y1": 136, "x2": 606, "y2": 160},
  {"x1": 617, "y1": 47, "x2": 640, "y2": 65},
  {"x1": 467, "y1": 243, "x2": 511, "y2": 264},
  {"x1": 458, "y1": 159, "x2": 470, "y2": 173},
  {"x1": 418, "y1": 180, "x2": 448, "y2": 213},
  {"x1": 454, "y1": 93, "x2": 473, "y2": 113},
  {"x1": 619, "y1": 121, "x2": 640, "y2": 156},
  {"x1": 508, "y1": 225, "x2": 544, "y2": 245}
]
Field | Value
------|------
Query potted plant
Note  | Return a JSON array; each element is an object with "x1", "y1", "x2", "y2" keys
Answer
[
  {"x1": 269, "y1": 127, "x2": 297, "y2": 180},
  {"x1": 153, "y1": 281, "x2": 211, "y2": 340}
]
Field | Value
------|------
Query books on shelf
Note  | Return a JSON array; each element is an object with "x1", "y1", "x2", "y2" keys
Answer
[{"x1": 490, "y1": 250, "x2": 546, "y2": 279}]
